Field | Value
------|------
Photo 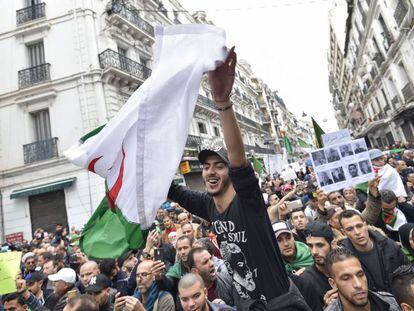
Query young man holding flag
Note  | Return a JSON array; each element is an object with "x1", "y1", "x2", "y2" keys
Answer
[{"x1": 153, "y1": 47, "x2": 310, "y2": 310}]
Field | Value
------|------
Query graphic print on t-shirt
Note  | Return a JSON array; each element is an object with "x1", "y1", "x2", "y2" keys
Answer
[{"x1": 213, "y1": 220, "x2": 258, "y2": 300}]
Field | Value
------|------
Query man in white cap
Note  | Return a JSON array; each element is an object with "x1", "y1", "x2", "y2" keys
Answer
[{"x1": 49, "y1": 267, "x2": 78, "y2": 311}]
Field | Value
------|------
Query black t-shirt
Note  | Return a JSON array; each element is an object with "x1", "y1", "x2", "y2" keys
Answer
[
  {"x1": 354, "y1": 243, "x2": 386, "y2": 291},
  {"x1": 301, "y1": 265, "x2": 331, "y2": 306},
  {"x1": 168, "y1": 164, "x2": 289, "y2": 302}
]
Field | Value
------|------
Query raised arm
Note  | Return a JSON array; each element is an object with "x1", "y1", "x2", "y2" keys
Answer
[{"x1": 208, "y1": 47, "x2": 246, "y2": 167}]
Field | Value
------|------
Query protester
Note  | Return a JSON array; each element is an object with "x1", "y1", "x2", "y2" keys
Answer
[
  {"x1": 85, "y1": 274, "x2": 114, "y2": 311},
  {"x1": 338, "y1": 209, "x2": 408, "y2": 293},
  {"x1": 79, "y1": 261, "x2": 101, "y2": 292},
  {"x1": 63, "y1": 295, "x2": 99, "y2": 311},
  {"x1": 1, "y1": 293, "x2": 28, "y2": 311},
  {"x1": 324, "y1": 247, "x2": 400, "y2": 311},
  {"x1": 178, "y1": 273, "x2": 236, "y2": 311},
  {"x1": 273, "y1": 221, "x2": 313, "y2": 273},
  {"x1": 399, "y1": 223, "x2": 414, "y2": 262},
  {"x1": 290, "y1": 208, "x2": 310, "y2": 243},
  {"x1": 391, "y1": 264, "x2": 414, "y2": 310}
]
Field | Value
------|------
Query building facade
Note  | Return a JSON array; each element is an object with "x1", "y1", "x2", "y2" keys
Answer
[
  {"x1": 330, "y1": 0, "x2": 414, "y2": 148},
  {"x1": 0, "y1": 0, "x2": 279, "y2": 242}
]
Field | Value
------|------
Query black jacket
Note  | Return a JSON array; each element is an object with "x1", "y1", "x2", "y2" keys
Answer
[{"x1": 340, "y1": 231, "x2": 408, "y2": 293}]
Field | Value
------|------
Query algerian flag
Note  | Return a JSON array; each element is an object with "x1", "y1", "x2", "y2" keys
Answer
[
  {"x1": 64, "y1": 25, "x2": 227, "y2": 231},
  {"x1": 298, "y1": 138, "x2": 310, "y2": 148},
  {"x1": 311, "y1": 117, "x2": 325, "y2": 148},
  {"x1": 251, "y1": 155, "x2": 263, "y2": 175},
  {"x1": 283, "y1": 135, "x2": 293, "y2": 154}
]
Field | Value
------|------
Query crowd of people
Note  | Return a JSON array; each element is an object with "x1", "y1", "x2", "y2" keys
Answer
[{"x1": 2, "y1": 48, "x2": 414, "y2": 311}]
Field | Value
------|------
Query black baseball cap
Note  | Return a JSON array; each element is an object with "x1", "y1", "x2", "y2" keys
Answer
[
  {"x1": 25, "y1": 271, "x2": 44, "y2": 283},
  {"x1": 85, "y1": 274, "x2": 111, "y2": 293},
  {"x1": 198, "y1": 147, "x2": 230, "y2": 166},
  {"x1": 306, "y1": 221, "x2": 334, "y2": 243}
]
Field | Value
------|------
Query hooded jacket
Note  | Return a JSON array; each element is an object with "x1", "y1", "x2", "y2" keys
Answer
[
  {"x1": 284, "y1": 241, "x2": 314, "y2": 273},
  {"x1": 324, "y1": 291, "x2": 400, "y2": 311}
]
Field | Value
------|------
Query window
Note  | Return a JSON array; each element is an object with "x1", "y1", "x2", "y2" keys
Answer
[
  {"x1": 213, "y1": 126, "x2": 220, "y2": 137},
  {"x1": 28, "y1": 41, "x2": 45, "y2": 67},
  {"x1": 26, "y1": 0, "x2": 41, "y2": 6},
  {"x1": 198, "y1": 122, "x2": 207, "y2": 135},
  {"x1": 32, "y1": 110, "x2": 51, "y2": 141},
  {"x1": 117, "y1": 46, "x2": 127, "y2": 57}
]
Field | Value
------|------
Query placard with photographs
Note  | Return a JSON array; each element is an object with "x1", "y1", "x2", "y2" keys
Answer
[{"x1": 310, "y1": 138, "x2": 375, "y2": 192}]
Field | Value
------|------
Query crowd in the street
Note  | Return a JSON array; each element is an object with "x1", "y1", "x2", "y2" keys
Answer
[
  {"x1": 1, "y1": 148, "x2": 414, "y2": 311},
  {"x1": 2, "y1": 48, "x2": 414, "y2": 311}
]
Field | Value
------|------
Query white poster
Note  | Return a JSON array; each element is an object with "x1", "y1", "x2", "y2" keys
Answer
[
  {"x1": 263, "y1": 154, "x2": 287, "y2": 175},
  {"x1": 310, "y1": 138, "x2": 374, "y2": 192},
  {"x1": 322, "y1": 129, "x2": 352, "y2": 147}
]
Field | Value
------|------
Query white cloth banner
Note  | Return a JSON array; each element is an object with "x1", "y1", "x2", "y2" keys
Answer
[
  {"x1": 378, "y1": 164, "x2": 407, "y2": 197},
  {"x1": 65, "y1": 25, "x2": 227, "y2": 228}
]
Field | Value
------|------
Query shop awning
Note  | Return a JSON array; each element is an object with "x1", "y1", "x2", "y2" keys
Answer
[{"x1": 10, "y1": 177, "x2": 76, "y2": 199}]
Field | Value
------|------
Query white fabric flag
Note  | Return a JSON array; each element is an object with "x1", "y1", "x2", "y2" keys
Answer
[
  {"x1": 378, "y1": 164, "x2": 407, "y2": 197},
  {"x1": 65, "y1": 25, "x2": 227, "y2": 228}
]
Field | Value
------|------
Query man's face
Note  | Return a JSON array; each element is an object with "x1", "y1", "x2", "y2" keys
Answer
[
  {"x1": 42, "y1": 261, "x2": 57, "y2": 277},
  {"x1": 136, "y1": 262, "x2": 154, "y2": 295},
  {"x1": 80, "y1": 263, "x2": 100, "y2": 287},
  {"x1": 372, "y1": 156, "x2": 385, "y2": 167},
  {"x1": 27, "y1": 280, "x2": 43, "y2": 296},
  {"x1": 328, "y1": 192, "x2": 344, "y2": 208},
  {"x1": 156, "y1": 209, "x2": 165, "y2": 220},
  {"x1": 343, "y1": 189, "x2": 354, "y2": 202},
  {"x1": 202, "y1": 155, "x2": 231, "y2": 197},
  {"x1": 25, "y1": 258, "x2": 36, "y2": 271},
  {"x1": 268, "y1": 194, "x2": 279, "y2": 206},
  {"x1": 381, "y1": 200, "x2": 397, "y2": 212},
  {"x1": 348, "y1": 165, "x2": 358, "y2": 177},
  {"x1": 276, "y1": 232, "x2": 296, "y2": 261},
  {"x1": 178, "y1": 214, "x2": 189, "y2": 226},
  {"x1": 123, "y1": 254, "x2": 138, "y2": 271},
  {"x1": 163, "y1": 217, "x2": 173, "y2": 229},
  {"x1": 329, "y1": 258, "x2": 368, "y2": 308},
  {"x1": 182, "y1": 224, "x2": 195, "y2": 239},
  {"x1": 176, "y1": 239, "x2": 192, "y2": 262},
  {"x1": 179, "y1": 282, "x2": 208, "y2": 311},
  {"x1": 37, "y1": 255, "x2": 46, "y2": 268},
  {"x1": 53, "y1": 280, "x2": 68, "y2": 297},
  {"x1": 340, "y1": 216, "x2": 370, "y2": 249},
  {"x1": 407, "y1": 173, "x2": 414, "y2": 183},
  {"x1": 193, "y1": 250, "x2": 216, "y2": 284},
  {"x1": 396, "y1": 161, "x2": 407, "y2": 173},
  {"x1": 88, "y1": 288, "x2": 109, "y2": 307},
  {"x1": 291, "y1": 211, "x2": 308, "y2": 231},
  {"x1": 328, "y1": 210, "x2": 342, "y2": 230},
  {"x1": 3, "y1": 299, "x2": 27, "y2": 311},
  {"x1": 306, "y1": 236, "x2": 331, "y2": 266}
]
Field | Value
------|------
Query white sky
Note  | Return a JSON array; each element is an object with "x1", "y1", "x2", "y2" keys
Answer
[{"x1": 180, "y1": 0, "x2": 348, "y2": 132}]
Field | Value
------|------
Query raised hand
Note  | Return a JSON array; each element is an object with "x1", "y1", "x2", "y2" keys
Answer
[{"x1": 208, "y1": 46, "x2": 236, "y2": 104}]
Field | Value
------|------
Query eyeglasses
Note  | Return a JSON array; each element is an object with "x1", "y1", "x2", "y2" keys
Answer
[
  {"x1": 136, "y1": 272, "x2": 151, "y2": 279},
  {"x1": 391, "y1": 264, "x2": 414, "y2": 281}
]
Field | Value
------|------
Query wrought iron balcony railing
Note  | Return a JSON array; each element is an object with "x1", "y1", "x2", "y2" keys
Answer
[
  {"x1": 109, "y1": 1, "x2": 154, "y2": 37},
  {"x1": 402, "y1": 82, "x2": 414, "y2": 103},
  {"x1": 23, "y1": 137, "x2": 58, "y2": 164},
  {"x1": 244, "y1": 144, "x2": 276, "y2": 155},
  {"x1": 197, "y1": 95, "x2": 215, "y2": 110},
  {"x1": 18, "y1": 63, "x2": 51, "y2": 88},
  {"x1": 16, "y1": 3, "x2": 46, "y2": 25},
  {"x1": 394, "y1": 0, "x2": 408, "y2": 27},
  {"x1": 373, "y1": 53, "x2": 385, "y2": 69},
  {"x1": 99, "y1": 49, "x2": 151, "y2": 81},
  {"x1": 185, "y1": 135, "x2": 203, "y2": 149}
]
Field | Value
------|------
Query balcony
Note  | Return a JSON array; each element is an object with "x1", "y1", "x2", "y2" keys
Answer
[
  {"x1": 391, "y1": 96, "x2": 400, "y2": 109},
  {"x1": 373, "y1": 53, "x2": 385, "y2": 69},
  {"x1": 394, "y1": 0, "x2": 408, "y2": 27},
  {"x1": 244, "y1": 144, "x2": 276, "y2": 155},
  {"x1": 16, "y1": 3, "x2": 46, "y2": 25},
  {"x1": 107, "y1": 1, "x2": 154, "y2": 41},
  {"x1": 402, "y1": 82, "x2": 414, "y2": 103},
  {"x1": 262, "y1": 116, "x2": 272, "y2": 124},
  {"x1": 185, "y1": 135, "x2": 202, "y2": 149},
  {"x1": 18, "y1": 63, "x2": 51, "y2": 89},
  {"x1": 23, "y1": 137, "x2": 58, "y2": 164},
  {"x1": 197, "y1": 95, "x2": 215, "y2": 110},
  {"x1": 99, "y1": 49, "x2": 151, "y2": 85}
]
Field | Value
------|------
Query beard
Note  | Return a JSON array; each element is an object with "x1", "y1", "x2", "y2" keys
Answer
[{"x1": 205, "y1": 174, "x2": 231, "y2": 197}]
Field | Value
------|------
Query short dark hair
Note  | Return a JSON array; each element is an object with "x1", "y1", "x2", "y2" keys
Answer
[
  {"x1": 290, "y1": 207, "x2": 305, "y2": 216},
  {"x1": 325, "y1": 247, "x2": 358, "y2": 277},
  {"x1": 99, "y1": 259, "x2": 117, "y2": 278},
  {"x1": 338, "y1": 209, "x2": 364, "y2": 228},
  {"x1": 392, "y1": 264, "x2": 414, "y2": 305},
  {"x1": 176, "y1": 235, "x2": 192, "y2": 246},
  {"x1": 67, "y1": 295, "x2": 99, "y2": 311},
  {"x1": 187, "y1": 247, "x2": 209, "y2": 270},
  {"x1": 193, "y1": 238, "x2": 215, "y2": 256},
  {"x1": 40, "y1": 251, "x2": 53, "y2": 261},
  {"x1": 1, "y1": 293, "x2": 26, "y2": 306},
  {"x1": 380, "y1": 189, "x2": 397, "y2": 204}
]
